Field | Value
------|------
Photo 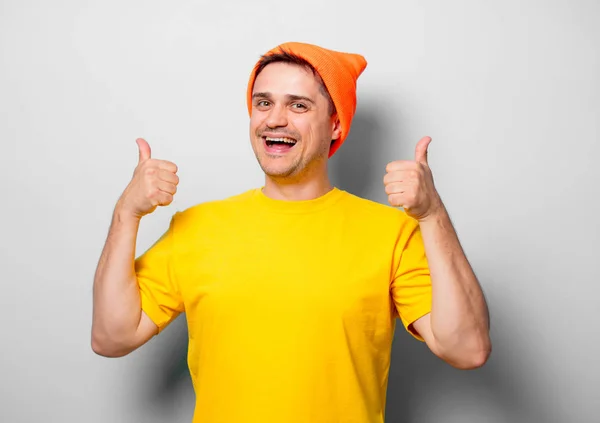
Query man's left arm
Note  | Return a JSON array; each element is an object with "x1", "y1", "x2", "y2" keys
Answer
[{"x1": 384, "y1": 136, "x2": 491, "y2": 369}]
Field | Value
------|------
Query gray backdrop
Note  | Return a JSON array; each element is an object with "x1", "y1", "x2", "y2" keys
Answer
[{"x1": 1, "y1": 0, "x2": 598, "y2": 422}]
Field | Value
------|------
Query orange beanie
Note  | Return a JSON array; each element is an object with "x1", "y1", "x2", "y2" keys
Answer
[{"x1": 246, "y1": 42, "x2": 367, "y2": 157}]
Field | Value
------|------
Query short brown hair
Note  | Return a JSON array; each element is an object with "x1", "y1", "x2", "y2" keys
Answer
[{"x1": 252, "y1": 50, "x2": 337, "y2": 117}]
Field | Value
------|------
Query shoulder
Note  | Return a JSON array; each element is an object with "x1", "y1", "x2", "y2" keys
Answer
[
  {"x1": 338, "y1": 191, "x2": 421, "y2": 239},
  {"x1": 341, "y1": 191, "x2": 414, "y2": 222},
  {"x1": 172, "y1": 188, "x2": 257, "y2": 228}
]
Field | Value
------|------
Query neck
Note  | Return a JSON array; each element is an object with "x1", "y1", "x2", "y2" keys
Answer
[{"x1": 262, "y1": 172, "x2": 333, "y2": 201}]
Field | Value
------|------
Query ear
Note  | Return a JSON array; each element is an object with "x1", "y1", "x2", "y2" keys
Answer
[{"x1": 331, "y1": 115, "x2": 342, "y2": 141}]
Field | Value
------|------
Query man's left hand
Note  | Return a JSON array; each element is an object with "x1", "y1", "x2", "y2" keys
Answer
[{"x1": 384, "y1": 136, "x2": 443, "y2": 221}]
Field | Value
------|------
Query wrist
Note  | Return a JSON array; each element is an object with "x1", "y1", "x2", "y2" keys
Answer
[
  {"x1": 418, "y1": 201, "x2": 448, "y2": 226},
  {"x1": 113, "y1": 202, "x2": 142, "y2": 226}
]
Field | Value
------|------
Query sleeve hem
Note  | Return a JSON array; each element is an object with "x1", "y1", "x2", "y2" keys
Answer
[
  {"x1": 140, "y1": 290, "x2": 171, "y2": 334},
  {"x1": 399, "y1": 307, "x2": 431, "y2": 342}
]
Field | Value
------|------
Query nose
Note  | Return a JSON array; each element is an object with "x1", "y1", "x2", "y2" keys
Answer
[{"x1": 265, "y1": 104, "x2": 288, "y2": 128}]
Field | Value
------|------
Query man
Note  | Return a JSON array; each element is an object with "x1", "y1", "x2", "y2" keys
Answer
[{"x1": 91, "y1": 42, "x2": 491, "y2": 422}]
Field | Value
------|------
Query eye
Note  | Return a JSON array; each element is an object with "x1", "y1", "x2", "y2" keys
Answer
[
  {"x1": 291, "y1": 103, "x2": 307, "y2": 110},
  {"x1": 254, "y1": 100, "x2": 271, "y2": 109}
]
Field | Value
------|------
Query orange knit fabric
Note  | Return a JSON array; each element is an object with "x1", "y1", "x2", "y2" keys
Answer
[{"x1": 246, "y1": 42, "x2": 367, "y2": 157}]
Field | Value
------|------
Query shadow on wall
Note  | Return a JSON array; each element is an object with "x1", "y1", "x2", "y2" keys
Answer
[
  {"x1": 330, "y1": 100, "x2": 557, "y2": 423},
  {"x1": 329, "y1": 111, "x2": 380, "y2": 199},
  {"x1": 131, "y1": 316, "x2": 193, "y2": 421},
  {"x1": 144, "y1": 316, "x2": 191, "y2": 396}
]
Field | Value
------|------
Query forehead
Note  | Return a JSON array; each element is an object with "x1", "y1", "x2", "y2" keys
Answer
[{"x1": 253, "y1": 62, "x2": 322, "y2": 96}]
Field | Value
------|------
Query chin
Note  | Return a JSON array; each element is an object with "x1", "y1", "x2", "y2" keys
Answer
[{"x1": 258, "y1": 160, "x2": 298, "y2": 178}]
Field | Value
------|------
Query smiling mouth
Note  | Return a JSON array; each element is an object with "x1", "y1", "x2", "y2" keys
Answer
[{"x1": 263, "y1": 136, "x2": 298, "y2": 153}]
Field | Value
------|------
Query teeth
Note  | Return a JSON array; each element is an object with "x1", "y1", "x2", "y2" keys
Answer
[{"x1": 265, "y1": 137, "x2": 296, "y2": 144}]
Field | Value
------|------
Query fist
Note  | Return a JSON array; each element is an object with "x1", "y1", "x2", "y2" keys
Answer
[
  {"x1": 384, "y1": 136, "x2": 442, "y2": 221},
  {"x1": 117, "y1": 138, "x2": 179, "y2": 219}
]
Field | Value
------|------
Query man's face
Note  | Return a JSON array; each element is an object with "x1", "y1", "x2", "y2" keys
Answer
[{"x1": 249, "y1": 62, "x2": 341, "y2": 180}]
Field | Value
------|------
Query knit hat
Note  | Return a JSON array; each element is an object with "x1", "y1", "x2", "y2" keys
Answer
[{"x1": 246, "y1": 42, "x2": 367, "y2": 157}]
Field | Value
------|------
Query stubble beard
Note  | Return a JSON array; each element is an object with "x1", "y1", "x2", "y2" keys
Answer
[
  {"x1": 256, "y1": 151, "x2": 304, "y2": 180},
  {"x1": 252, "y1": 133, "x2": 331, "y2": 182}
]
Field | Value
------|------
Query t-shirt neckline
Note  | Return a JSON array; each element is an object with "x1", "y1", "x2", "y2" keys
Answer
[{"x1": 252, "y1": 186, "x2": 346, "y2": 214}]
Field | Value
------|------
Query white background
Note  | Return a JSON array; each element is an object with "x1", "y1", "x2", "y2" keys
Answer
[{"x1": 1, "y1": 0, "x2": 598, "y2": 422}]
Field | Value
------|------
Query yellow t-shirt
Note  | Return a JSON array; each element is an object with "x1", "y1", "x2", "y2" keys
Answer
[{"x1": 135, "y1": 187, "x2": 432, "y2": 423}]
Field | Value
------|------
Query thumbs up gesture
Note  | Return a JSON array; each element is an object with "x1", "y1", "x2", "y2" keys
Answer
[
  {"x1": 384, "y1": 136, "x2": 443, "y2": 221},
  {"x1": 116, "y1": 138, "x2": 179, "y2": 220}
]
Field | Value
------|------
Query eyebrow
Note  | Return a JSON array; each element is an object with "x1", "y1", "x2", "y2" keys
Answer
[{"x1": 252, "y1": 92, "x2": 316, "y2": 104}]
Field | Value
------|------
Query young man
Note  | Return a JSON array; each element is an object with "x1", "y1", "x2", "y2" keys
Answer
[{"x1": 91, "y1": 42, "x2": 491, "y2": 423}]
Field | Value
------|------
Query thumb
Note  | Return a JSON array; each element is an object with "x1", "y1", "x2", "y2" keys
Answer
[
  {"x1": 414, "y1": 136, "x2": 432, "y2": 164},
  {"x1": 136, "y1": 138, "x2": 151, "y2": 163}
]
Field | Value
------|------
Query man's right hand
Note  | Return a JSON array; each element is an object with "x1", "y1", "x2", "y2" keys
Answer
[{"x1": 116, "y1": 138, "x2": 179, "y2": 219}]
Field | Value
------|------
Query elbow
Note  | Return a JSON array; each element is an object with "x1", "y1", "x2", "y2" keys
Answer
[
  {"x1": 458, "y1": 345, "x2": 491, "y2": 370},
  {"x1": 434, "y1": 333, "x2": 492, "y2": 370},
  {"x1": 91, "y1": 330, "x2": 134, "y2": 358},
  {"x1": 453, "y1": 337, "x2": 492, "y2": 370},
  {"x1": 91, "y1": 340, "x2": 122, "y2": 358}
]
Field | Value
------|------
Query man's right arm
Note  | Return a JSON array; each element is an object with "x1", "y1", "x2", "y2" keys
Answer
[
  {"x1": 91, "y1": 138, "x2": 179, "y2": 357},
  {"x1": 91, "y1": 210, "x2": 158, "y2": 357}
]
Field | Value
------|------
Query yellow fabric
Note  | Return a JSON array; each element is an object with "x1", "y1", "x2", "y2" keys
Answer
[{"x1": 135, "y1": 187, "x2": 432, "y2": 423}]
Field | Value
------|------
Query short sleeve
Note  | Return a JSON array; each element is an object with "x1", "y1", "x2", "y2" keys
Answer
[
  {"x1": 135, "y1": 214, "x2": 184, "y2": 333},
  {"x1": 390, "y1": 216, "x2": 432, "y2": 341}
]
